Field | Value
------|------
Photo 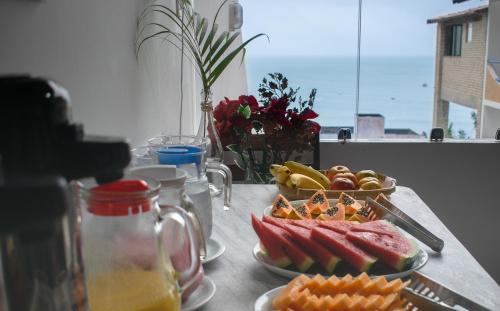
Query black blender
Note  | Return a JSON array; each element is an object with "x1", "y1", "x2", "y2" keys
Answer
[{"x1": 0, "y1": 76, "x2": 131, "y2": 311}]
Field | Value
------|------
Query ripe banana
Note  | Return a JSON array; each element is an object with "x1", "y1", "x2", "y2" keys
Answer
[
  {"x1": 270, "y1": 164, "x2": 292, "y2": 184},
  {"x1": 269, "y1": 164, "x2": 283, "y2": 177},
  {"x1": 284, "y1": 161, "x2": 331, "y2": 189},
  {"x1": 289, "y1": 173, "x2": 325, "y2": 190},
  {"x1": 285, "y1": 178, "x2": 293, "y2": 188}
]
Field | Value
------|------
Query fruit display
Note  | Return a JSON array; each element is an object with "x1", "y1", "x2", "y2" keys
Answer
[
  {"x1": 270, "y1": 191, "x2": 367, "y2": 222},
  {"x1": 272, "y1": 273, "x2": 411, "y2": 311},
  {"x1": 270, "y1": 162, "x2": 396, "y2": 199},
  {"x1": 252, "y1": 213, "x2": 421, "y2": 274}
]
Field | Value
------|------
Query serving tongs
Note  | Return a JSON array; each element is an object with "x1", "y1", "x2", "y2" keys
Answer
[
  {"x1": 400, "y1": 271, "x2": 491, "y2": 310},
  {"x1": 365, "y1": 196, "x2": 444, "y2": 253}
]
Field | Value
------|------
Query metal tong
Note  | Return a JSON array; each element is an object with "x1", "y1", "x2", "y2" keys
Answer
[
  {"x1": 401, "y1": 271, "x2": 491, "y2": 310},
  {"x1": 365, "y1": 196, "x2": 444, "y2": 253}
]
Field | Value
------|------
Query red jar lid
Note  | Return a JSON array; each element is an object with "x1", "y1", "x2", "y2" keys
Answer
[{"x1": 88, "y1": 180, "x2": 151, "y2": 216}]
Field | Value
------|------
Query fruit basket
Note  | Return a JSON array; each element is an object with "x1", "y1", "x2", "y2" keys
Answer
[{"x1": 277, "y1": 172, "x2": 396, "y2": 200}]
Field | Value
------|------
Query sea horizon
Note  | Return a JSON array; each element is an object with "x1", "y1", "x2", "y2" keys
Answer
[{"x1": 246, "y1": 55, "x2": 476, "y2": 138}]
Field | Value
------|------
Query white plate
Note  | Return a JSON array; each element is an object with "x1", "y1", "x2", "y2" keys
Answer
[
  {"x1": 202, "y1": 237, "x2": 226, "y2": 264},
  {"x1": 252, "y1": 241, "x2": 428, "y2": 281},
  {"x1": 254, "y1": 286, "x2": 285, "y2": 311},
  {"x1": 182, "y1": 276, "x2": 216, "y2": 311}
]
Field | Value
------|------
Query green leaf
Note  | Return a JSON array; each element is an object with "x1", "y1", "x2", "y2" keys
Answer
[
  {"x1": 237, "y1": 104, "x2": 251, "y2": 119},
  {"x1": 207, "y1": 33, "x2": 268, "y2": 87},
  {"x1": 203, "y1": 30, "x2": 228, "y2": 65},
  {"x1": 204, "y1": 32, "x2": 240, "y2": 73},
  {"x1": 197, "y1": 18, "x2": 209, "y2": 44},
  {"x1": 226, "y1": 144, "x2": 241, "y2": 153},
  {"x1": 201, "y1": 23, "x2": 218, "y2": 56}
]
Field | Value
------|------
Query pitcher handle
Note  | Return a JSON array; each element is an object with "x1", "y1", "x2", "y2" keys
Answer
[
  {"x1": 206, "y1": 162, "x2": 232, "y2": 210},
  {"x1": 161, "y1": 204, "x2": 202, "y2": 294},
  {"x1": 180, "y1": 192, "x2": 207, "y2": 260}
]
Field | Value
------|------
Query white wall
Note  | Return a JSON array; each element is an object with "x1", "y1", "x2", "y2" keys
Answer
[
  {"x1": 321, "y1": 140, "x2": 500, "y2": 284},
  {"x1": 0, "y1": 0, "x2": 248, "y2": 146}
]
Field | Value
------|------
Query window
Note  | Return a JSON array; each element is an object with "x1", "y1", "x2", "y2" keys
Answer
[
  {"x1": 445, "y1": 24, "x2": 463, "y2": 56},
  {"x1": 467, "y1": 22, "x2": 473, "y2": 43}
]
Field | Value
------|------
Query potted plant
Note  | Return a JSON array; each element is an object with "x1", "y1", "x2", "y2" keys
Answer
[{"x1": 137, "y1": 0, "x2": 266, "y2": 164}]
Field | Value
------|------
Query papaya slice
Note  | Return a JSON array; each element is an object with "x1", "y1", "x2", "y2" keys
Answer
[
  {"x1": 338, "y1": 192, "x2": 363, "y2": 215},
  {"x1": 317, "y1": 204, "x2": 345, "y2": 221},
  {"x1": 349, "y1": 205, "x2": 375, "y2": 223},
  {"x1": 306, "y1": 190, "x2": 329, "y2": 215},
  {"x1": 287, "y1": 203, "x2": 312, "y2": 220},
  {"x1": 271, "y1": 194, "x2": 293, "y2": 218}
]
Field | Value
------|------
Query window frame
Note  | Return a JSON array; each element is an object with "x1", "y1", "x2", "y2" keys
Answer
[{"x1": 445, "y1": 24, "x2": 463, "y2": 57}]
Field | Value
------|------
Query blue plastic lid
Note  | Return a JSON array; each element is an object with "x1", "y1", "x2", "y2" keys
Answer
[{"x1": 156, "y1": 146, "x2": 204, "y2": 166}]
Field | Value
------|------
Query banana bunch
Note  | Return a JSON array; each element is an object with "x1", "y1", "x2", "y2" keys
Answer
[{"x1": 270, "y1": 161, "x2": 331, "y2": 190}]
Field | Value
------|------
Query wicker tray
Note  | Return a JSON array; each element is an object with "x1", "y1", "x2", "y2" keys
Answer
[{"x1": 277, "y1": 171, "x2": 396, "y2": 200}]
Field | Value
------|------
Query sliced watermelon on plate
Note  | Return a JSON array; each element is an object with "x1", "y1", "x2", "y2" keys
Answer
[
  {"x1": 350, "y1": 220, "x2": 400, "y2": 237},
  {"x1": 260, "y1": 222, "x2": 315, "y2": 272},
  {"x1": 311, "y1": 227, "x2": 377, "y2": 272},
  {"x1": 285, "y1": 224, "x2": 342, "y2": 273},
  {"x1": 262, "y1": 214, "x2": 290, "y2": 229},
  {"x1": 346, "y1": 229, "x2": 419, "y2": 271},
  {"x1": 251, "y1": 214, "x2": 291, "y2": 268}
]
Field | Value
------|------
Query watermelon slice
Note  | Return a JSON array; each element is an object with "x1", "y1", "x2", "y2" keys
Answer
[
  {"x1": 251, "y1": 214, "x2": 291, "y2": 267},
  {"x1": 290, "y1": 219, "x2": 320, "y2": 230},
  {"x1": 311, "y1": 227, "x2": 377, "y2": 272},
  {"x1": 318, "y1": 220, "x2": 357, "y2": 234},
  {"x1": 262, "y1": 215, "x2": 290, "y2": 229},
  {"x1": 350, "y1": 220, "x2": 400, "y2": 237},
  {"x1": 285, "y1": 224, "x2": 342, "y2": 273},
  {"x1": 260, "y1": 222, "x2": 315, "y2": 272},
  {"x1": 346, "y1": 228, "x2": 419, "y2": 271}
]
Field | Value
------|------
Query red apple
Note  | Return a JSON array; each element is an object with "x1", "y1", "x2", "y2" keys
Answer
[
  {"x1": 330, "y1": 177, "x2": 356, "y2": 191},
  {"x1": 333, "y1": 172, "x2": 358, "y2": 187},
  {"x1": 326, "y1": 165, "x2": 351, "y2": 181}
]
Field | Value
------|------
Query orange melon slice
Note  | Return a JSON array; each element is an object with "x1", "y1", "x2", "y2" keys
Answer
[
  {"x1": 289, "y1": 288, "x2": 310, "y2": 310},
  {"x1": 379, "y1": 293, "x2": 398, "y2": 310},
  {"x1": 338, "y1": 192, "x2": 363, "y2": 215},
  {"x1": 329, "y1": 293, "x2": 351, "y2": 310},
  {"x1": 287, "y1": 203, "x2": 312, "y2": 220},
  {"x1": 316, "y1": 204, "x2": 345, "y2": 221},
  {"x1": 306, "y1": 190, "x2": 329, "y2": 214},
  {"x1": 271, "y1": 194, "x2": 293, "y2": 218},
  {"x1": 302, "y1": 294, "x2": 321, "y2": 311},
  {"x1": 272, "y1": 274, "x2": 309, "y2": 310},
  {"x1": 364, "y1": 294, "x2": 385, "y2": 310},
  {"x1": 359, "y1": 276, "x2": 387, "y2": 295}
]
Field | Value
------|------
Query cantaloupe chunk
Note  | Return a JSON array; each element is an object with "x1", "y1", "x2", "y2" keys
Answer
[
  {"x1": 330, "y1": 293, "x2": 351, "y2": 310},
  {"x1": 302, "y1": 294, "x2": 321, "y2": 311},
  {"x1": 359, "y1": 276, "x2": 387, "y2": 295},
  {"x1": 302, "y1": 274, "x2": 325, "y2": 293},
  {"x1": 289, "y1": 288, "x2": 311, "y2": 310},
  {"x1": 272, "y1": 275, "x2": 310, "y2": 310},
  {"x1": 379, "y1": 293, "x2": 399, "y2": 310},
  {"x1": 363, "y1": 295, "x2": 385, "y2": 310},
  {"x1": 349, "y1": 294, "x2": 367, "y2": 311}
]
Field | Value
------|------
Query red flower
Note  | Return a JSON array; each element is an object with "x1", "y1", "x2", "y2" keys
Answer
[
  {"x1": 299, "y1": 108, "x2": 319, "y2": 121},
  {"x1": 260, "y1": 96, "x2": 291, "y2": 128},
  {"x1": 306, "y1": 121, "x2": 321, "y2": 134},
  {"x1": 238, "y1": 95, "x2": 259, "y2": 112}
]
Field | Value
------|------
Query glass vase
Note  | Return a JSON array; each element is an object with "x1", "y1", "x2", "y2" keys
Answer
[{"x1": 196, "y1": 90, "x2": 223, "y2": 164}]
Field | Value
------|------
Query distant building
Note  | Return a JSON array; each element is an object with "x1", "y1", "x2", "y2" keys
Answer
[
  {"x1": 427, "y1": 5, "x2": 488, "y2": 137},
  {"x1": 428, "y1": 2, "x2": 500, "y2": 138}
]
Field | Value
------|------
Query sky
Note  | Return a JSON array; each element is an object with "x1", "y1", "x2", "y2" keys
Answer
[{"x1": 241, "y1": 0, "x2": 487, "y2": 57}]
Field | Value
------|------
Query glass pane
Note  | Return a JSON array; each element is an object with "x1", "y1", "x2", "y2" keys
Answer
[
  {"x1": 357, "y1": 0, "x2": 483, "y2": 139},
  {"x1": 241, "y1": 0, "x2": 358, "y2": 139}
]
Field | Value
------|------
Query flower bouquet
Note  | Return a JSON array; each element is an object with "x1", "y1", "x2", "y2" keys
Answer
[{"x1": 214, "y1": 73, "x2": 320, "y2": 183}]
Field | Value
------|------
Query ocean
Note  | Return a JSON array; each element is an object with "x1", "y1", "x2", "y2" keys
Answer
[{"x1": 246, "y1": 56, "x2": 476, "y2": 138}]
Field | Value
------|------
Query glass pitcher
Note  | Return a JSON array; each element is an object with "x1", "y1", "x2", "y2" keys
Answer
[
  {"x1": 148, "y1": 135, "x2": 232, "y2": 210},
  {"x1": 78, "y1": 176, "x2": 202, "y2": 311}
]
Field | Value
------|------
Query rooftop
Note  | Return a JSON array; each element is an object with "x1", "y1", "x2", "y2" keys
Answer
[{"x1": 427, "y1": 4, "x2": 488, "y2": 24}]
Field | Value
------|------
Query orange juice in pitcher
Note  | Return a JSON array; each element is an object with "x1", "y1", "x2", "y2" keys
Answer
[{"x1": 87, "y1": 269, "x2": 180, "y2": 311}]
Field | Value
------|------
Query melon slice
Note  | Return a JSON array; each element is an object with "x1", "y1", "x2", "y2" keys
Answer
[
  {"x1": 287, "y1": 203, "x2": 312, "y2": 220},
  {"x1": 289, "y1": 219, "x2": 320, "y2": 230},
  {"x1": 271, "y1": 194, "x2": 293, "y2": 218},
  {"x1": 306, "y1": 190, "x2": 329, "y2": 214},
  {"x1": 262, "y1": 214, "x2": 289, "y2": 229},
  {"x1": 311, "y1": 227, "x2": 377, "y2": 272},
  {"x1": 338, "y1": 192, "x2": 363, "y2": 215},
  {"x1": 285, "y1": 225, "x2": 342, "y2": 273},
  {"x1": 251, "y1": 214, "x2": 291, "y2": 267},
  {"x1": 316, "y1": 204, "x2": 345, "y2": 221},
  {"x1": 272, "y1": 274, "x2": 310, "y2": 310},
  {"x1": 346, "y1": 230, "x2": 419, "y2": 271},
  {"x1": 261, "y1": 222, "x2": 315, "y2": 272},
  {"x1": 318, "y1": 220, "x2": 357, "y2": 234},
  {"x1": 350, "y1": 220, "x2": 400, "y2": 237}
]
